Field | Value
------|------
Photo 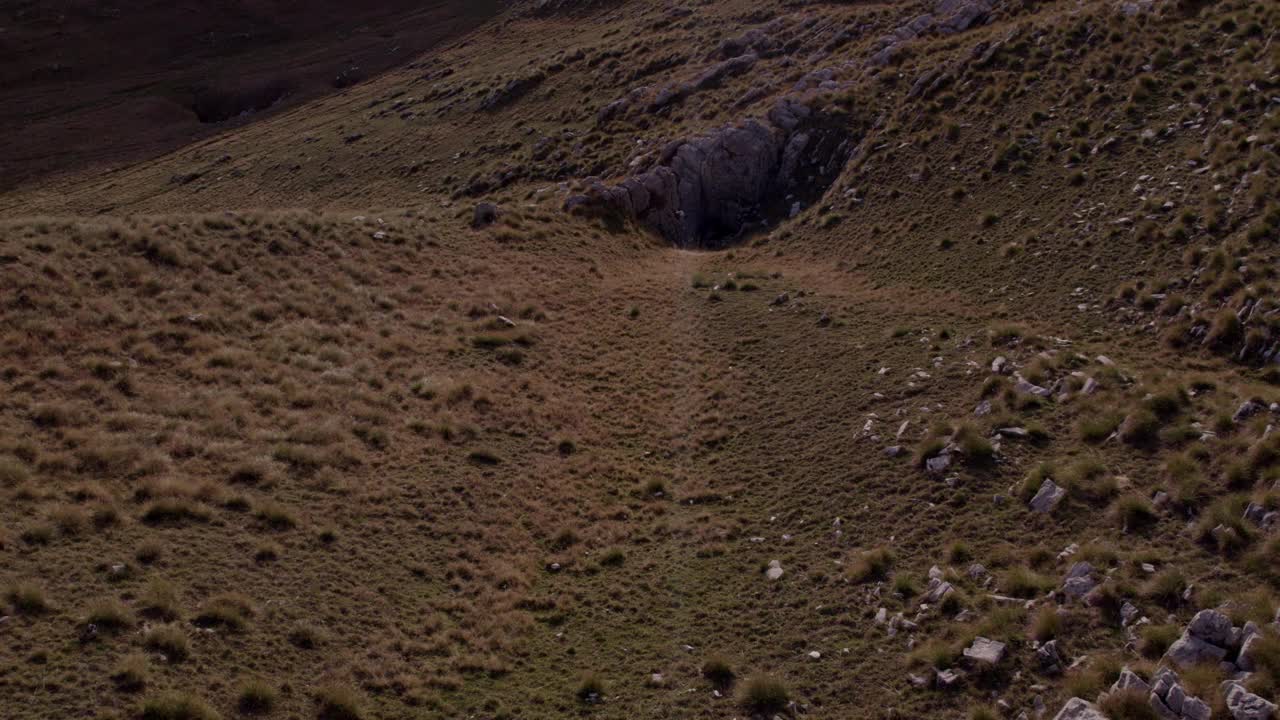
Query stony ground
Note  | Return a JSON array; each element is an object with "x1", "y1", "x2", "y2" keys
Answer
[{"x1": 1, "y1": 0, "x2": 1278, "y2": 719}]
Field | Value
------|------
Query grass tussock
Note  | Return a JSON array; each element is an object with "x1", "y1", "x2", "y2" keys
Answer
[
  {"x1": 736, "y1": 674, "x2": 790, "y2": 714},
  {"x1": 144, "y1": 624, "x2": 190, "y2": 661},
  {"x1": 5, "y1": 580, "x2": 50, "y2": 614},
  {"x1": 315, "y1": 685, "x2": 363, "y2": 720},
  {"x1": 112, "y1": 653, "x2": 149, "y2": 692},
  {"x1": 236, "y1": 679, "x2": 277, "y2": 715},
  {"x1": 848, "y1": 547, "x2": 895, "y2": 583},
  {"x1": 140, "y1": 692, "x2": 220, "y2": 720}
]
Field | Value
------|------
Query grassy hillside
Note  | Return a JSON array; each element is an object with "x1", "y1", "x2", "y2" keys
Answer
[{"x1": 1, "y1": 0, "x2": 1278, "y2": 718}]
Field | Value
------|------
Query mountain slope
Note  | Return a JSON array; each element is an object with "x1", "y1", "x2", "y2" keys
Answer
[{"x1": 1, "y1": 0, "x2": 1278, "y2": 719}]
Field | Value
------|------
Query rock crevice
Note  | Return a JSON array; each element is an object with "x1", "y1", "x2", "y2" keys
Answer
[{"x1": 567, "y1": 98, "x2": 855, "y2": 248}]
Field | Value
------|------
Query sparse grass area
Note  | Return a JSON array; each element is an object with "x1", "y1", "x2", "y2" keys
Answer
[
  {"x1": 2, "y1": 1, "x2": 1279, "y2": 718},
  {"x1": 5, "y1": 580, "x2": 50, "y2": 614},
  {"x1": 315, "y1": 685, "x2": 363, "y2": 720},
  {"x1": 140, "y1": 692, "x2": 220, "y2": 720}
]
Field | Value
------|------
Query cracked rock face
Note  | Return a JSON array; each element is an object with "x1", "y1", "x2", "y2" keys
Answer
[{"x1": 566, "y1": 98, "x2": 854, "y2": 247}]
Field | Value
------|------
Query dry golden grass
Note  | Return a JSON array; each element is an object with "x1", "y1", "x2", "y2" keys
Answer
[{"x1": 1, "y1": 0, "x2": 1279, "y2": 718}]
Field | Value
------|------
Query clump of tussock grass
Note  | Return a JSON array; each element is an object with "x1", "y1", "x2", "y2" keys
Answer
[
  {"x1": 575, "y1": 673, "x2": 605, "y2": 703},
  {"x1": 1142, "y1": 569, "x2": 1187, "y2": 610},
  {"x1": 1194, "y1": 495, "x2": 1256, "y2": 556},
  {"x1": 236, "y1": 679, "x2": 277, "y2": 715},
  {"x1": 5, "y1": 580, "x2": 50, "y2": 614},
  {"x1": 1139, "y1": 624, "x2": 1180, "y2": 659},
  {"x1": 315, "y1": 684, "x2": 363, "y2": 720},
  {"x1": 194, "y1": 592, "x2": 254, "y2": 631},
  {"x1": 1112, "y1": 494, "x2": 1158, "y2": 532},
  {"x1": 140, "y1": 691, "x2": 219, "y2": 720},
  {"x1": 848, "y1": 547, "x2": 894, "y2": 583},
  {"x1": 288, "y1": 622, "x2": 326, "y2": 649},
  {"x1": 1060, "y1": 458, "x2": 1117, "y2": 503},
  {"x1": 112, "y1": 653, "x2": 148, "y2": 692},
  {"x1": 1029, "y1": 605, "x2": 1062, "y2": 641},
  {"x1": 85, "y1": 597, "x2": 135, "y2": 630},
  {"x1": 140, "y1": 578, "x2": 181, "y2": 620},
  {"x1": 253, "y1": 499, "x2": 298, "y2": 530},
  {"x1": 736, "y1": 674, "x2": 790, "y2": 714},
  {"x1": 1001, "y1": 566, "x2": 1055, "y2": 599},
  {"x1": 144, "y1": 624, "x2": 190, "y2": 662},
  {"x1": 702, "y1": 655, "x2": 735, "y2": 686}
]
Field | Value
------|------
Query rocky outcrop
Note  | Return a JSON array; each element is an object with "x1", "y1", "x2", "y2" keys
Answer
[
  {"x1": 1224, "y1": 680, "x2": 1277, "y2": 720},
  {"x1": 566, "y1": 98, "x2": 854, "y2": 247},
  {"x1": 1053, "y1": 698, "x2": 1107, "y2": 720},
  {"x1": 1165, "y1": 609, "x2": 1235, "y2": 668},
  {"x1": 479, "y1": 72, "x2": 545, "y2": 111},
  {"x1": 869, "y1": 0, "x2": 996, "y2": 65}
]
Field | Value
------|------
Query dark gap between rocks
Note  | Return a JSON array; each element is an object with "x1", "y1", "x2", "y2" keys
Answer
[{"x1": 565, "y1": 99, "x2": 857, "y2": 250}]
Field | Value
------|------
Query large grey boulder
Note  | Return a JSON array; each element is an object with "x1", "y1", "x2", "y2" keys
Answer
[
  {"x1": 1062, "y1": 562, "x2": 1096, "y2": 599},
  {"x1": 1187, "y1": 609, "x2": 1235, "y2": 647},
  {"x1": 962, "y1": 636, "x2": 1006, "y2": 665},
  {"x1": 1030, "y1": 479, "x2": 1066, "y2": 513},
  {"x1": 1053, "y1": 698, "x2": 1107, "y2": 720},
  {"x1": 1110, "y1": 667, "x2": 1150, "y2": 694},
  {"x1": 1224, "y1": 681, "x2": 1277, "y2": 720},
  {"x1": 1165, "y1": 631, "x2": 1228, "y2": 667},
  {"x1": 1239, "y1": 631, "x2": 1265, "y2": 672}
]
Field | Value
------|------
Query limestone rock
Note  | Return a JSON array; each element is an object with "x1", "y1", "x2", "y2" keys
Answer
[
  {"x1": 1037, "y1": 640, "x2": 1064, "y2": 675},
  {"x1": 926, "y1": 452, "x2": 953, "y2": 474},
  {"x1": 1223, "y1": 681, "x2": 1277, "y2": 720},
  {"x1": 1238, "y1": 632, "x2": 1265, "y2": 672},
  {"x1": 962, "y1": 636, "x2": 1006, "y2": 665},
  {"x1": 1187, "y1": 609, "x2": 1234, "y2": 647},
  {"x1": 1165, "y1": 632, "x2": 1227, "y2": 667},
  {"x1": 1030, "y1": 479, "x2": 1066, "y2": 514},
  {"x1": 935, "y1": 668, "x2": 966, "y2": 688},
  {"x1": 1053, "y1": 698, "x2": 1107, "y2": 720},
  {"x1": 1062, "y1": 562, "x2": 1097, "y2": 599},
  {"x1": 924, "y1": 578, "x2": 954, "y2": 604},
  {"x1": 1234, "y1": 400, "x2": 1265, "y2": 424},
  {"x1": 1182, "y1": 696, "x2": 1212, "y2": 720},
  {"x1": 1111, "y1": 667, "x2": 1150, "y2": 694}
]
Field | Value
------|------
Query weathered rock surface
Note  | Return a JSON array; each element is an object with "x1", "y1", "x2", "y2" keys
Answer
[
  {"x1": 1053, "y1": 698, "x2": 1107, "y2": 720},
  {"x1": 962, "y1": 636, "x2": 1006, "y2": 665},
  {"x1": 1165, "y1": 632, "x2": 1227, "y2": 667},
  {"x1": 1030, "y1": 479, "x2": 1066, "y2": 513},
  {"x1": 1062, "y1": 562, "x2": 1096, "y2": 599},
  {"x1": 1224, "y1": 681, "x2": 1277, "y2": 720},
  {"x1": 566, "y1": 98, "x2": 853, "y2": 247},
  {"x1": 1037, "y1": 639, "x2": 1064, "y2": 674},
  {"x1": 1186, "y1": 609, "x2": 1235, "y2": 647}
]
